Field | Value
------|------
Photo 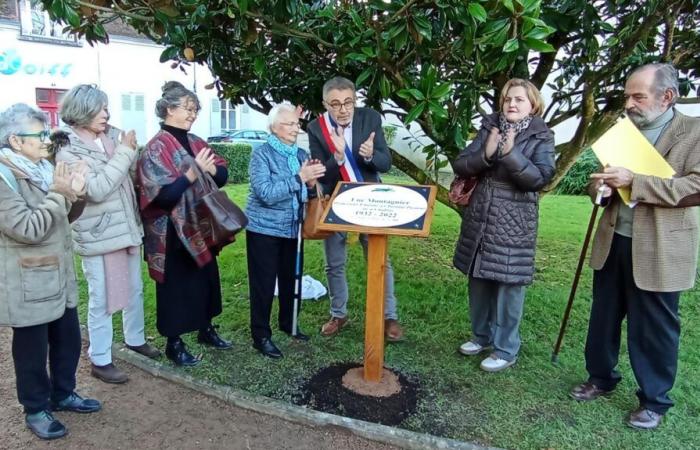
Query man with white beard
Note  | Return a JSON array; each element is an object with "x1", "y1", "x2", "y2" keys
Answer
[{"x1": 569, "y1": 63, "x2": 700, "y2": 430}]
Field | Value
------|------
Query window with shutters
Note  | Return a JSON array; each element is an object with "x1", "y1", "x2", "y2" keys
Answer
[
  {"x1": 220, "y1": 99, "x2": 238, "y2": 131},
  {"x1": 121, "y1": 93, "x2": 146, "y2": 143}
]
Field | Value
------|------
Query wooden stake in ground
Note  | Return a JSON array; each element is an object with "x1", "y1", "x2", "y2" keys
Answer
[{"x1": 364, "y1": 234, "x2": 388, "y2": 381}]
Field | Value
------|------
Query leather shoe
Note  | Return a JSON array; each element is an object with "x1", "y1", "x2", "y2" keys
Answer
[
  {"x1": 25, "y1": 410, "x2": 67, "y2": 440},
  {"x1": 91, "y1": 363, "x2": 128, "y2": 384},
  {"x1": 320, "y1": 316, "x2": 349, "y2": 337},
  {"x1": 385, "y1": 319, "x2": 405, "y2": 342},
  {"x1": 197, "y1": 324, "x2": 233, "y2": 349},
  {"x1": 253, "y1": 338, "x2": 283, "y2": 358},
  {"x1": 569, "y1": 381, "x2": 614, "y2": 401},
  {"x1": 628, "y1": 408, "x2": 663, "y2": 430},
  {"x1": 165, "y1": 338, "x2": 201, "y2": 366},
  {"x1": 125, "y1": 342, "x2": 161, "y2": 359},
  {"x1": 282, "y1": 328, "x2": 310, "y2": 341},
  {"x1": 51, "y1": 392, "x2": 101, "y2": 414}
]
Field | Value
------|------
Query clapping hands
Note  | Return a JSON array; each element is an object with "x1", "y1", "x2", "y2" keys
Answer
[{"x1": 298, "y1": 159, "x2": 326, "y2": 187}]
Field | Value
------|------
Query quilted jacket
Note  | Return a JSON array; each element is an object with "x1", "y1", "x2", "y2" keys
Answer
[{"x1": 452, "y1": 113, "x2": 555, "y2": 285}]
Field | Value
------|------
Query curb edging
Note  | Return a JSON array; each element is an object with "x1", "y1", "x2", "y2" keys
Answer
[{"x1": 113, "y1": 345, "x2": 498, "y2": 450}]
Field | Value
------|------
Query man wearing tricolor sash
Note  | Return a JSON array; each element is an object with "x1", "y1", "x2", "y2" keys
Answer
[{"x1": 307, "y1": 76, "x2": 404, "y2": 342}]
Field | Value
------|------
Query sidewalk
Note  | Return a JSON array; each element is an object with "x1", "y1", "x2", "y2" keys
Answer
[{"x1": 0, "y1": 328, "x2": 397, "y2": 450}]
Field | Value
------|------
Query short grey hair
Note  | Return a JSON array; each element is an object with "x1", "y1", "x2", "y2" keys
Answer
[
  {"x1": 0, "y1": 103, "x2": 47, "y2": 147},
  {"x1": 631, "y1": 63, "x2": 680, "y2": 105},
  {"x1": 60, "y1": 84, "x2": 109, "y2": 127},
  {"x1": 155, "y1": 81, "x2": 200, "y2": 120},
  {"x1": 322, "y1": 76, "x2": 356, "y2": 100},
  {"x1": 267, "y1": 103, "x2": 297, "y2": 132}
]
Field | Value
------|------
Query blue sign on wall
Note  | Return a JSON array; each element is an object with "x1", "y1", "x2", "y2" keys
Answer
[{"x1": 0, "y1": 49, "x2": 72, "y2": 77}]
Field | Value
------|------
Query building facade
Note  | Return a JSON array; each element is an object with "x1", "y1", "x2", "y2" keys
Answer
[{"x1": 0, "y1": 0, "x2": 267, "y2": 143}]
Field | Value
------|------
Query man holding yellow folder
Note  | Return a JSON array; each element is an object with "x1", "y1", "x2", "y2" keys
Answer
[{"x1": 570, "y1": 63, "x2": 700, "y2": 430}]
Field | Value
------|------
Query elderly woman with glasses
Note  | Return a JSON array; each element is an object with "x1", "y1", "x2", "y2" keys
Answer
[
  {"x1": 245, "y1": 103, "x2": 325, "y2": 358},
  {"x1": 55, "y1": 84, "x2": 160, "y2": 385},
  {"x1": 137, "y1": 81, "x2": 233, "y2": 367},
  {"x1": 0, "y1": 103, "x2": 100, "y2": 440}
]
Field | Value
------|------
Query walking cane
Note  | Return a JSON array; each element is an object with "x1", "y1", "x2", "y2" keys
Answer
[
  {"x1": 291, "y1": 192, "x2": 304, "y2": 337},
  {"x1": 551, "y1": 188, "x2": 604, "y2": 363}
]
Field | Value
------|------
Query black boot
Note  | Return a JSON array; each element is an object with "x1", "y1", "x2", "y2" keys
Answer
[
  {"x1": 197, "y1": 324, "x2": 232, "y2": 349},
  {"x1": 165, "y1": 337, "x2": 200, "y2": 367},
  {"x1": 25, "y1": 410, "x2": 67, "y2": 440},
  {"x1": 252, "y1": 337, "x2": 283, "y2": 359},
  {"x1": 281, "y1": 327, "x2": 310, "y2": 342}
]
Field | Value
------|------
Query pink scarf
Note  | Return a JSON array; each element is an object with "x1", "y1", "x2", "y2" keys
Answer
[{"x1": 73, "y1": 126, "x2": 138, "y2": 314}]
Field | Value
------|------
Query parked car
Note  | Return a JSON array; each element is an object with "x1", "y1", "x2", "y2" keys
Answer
[{"x1": 207, "y1": 129, "x2": 269, "y2": 148}]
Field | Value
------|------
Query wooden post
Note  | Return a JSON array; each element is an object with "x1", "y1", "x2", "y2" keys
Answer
[{"x1": 364, "y1": 234, "x2": 388, "y2": 382}]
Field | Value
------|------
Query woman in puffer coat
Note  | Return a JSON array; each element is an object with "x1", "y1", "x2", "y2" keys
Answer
[
  {"x1": 453, "y1": 78, "x2": 555, "y2": 372},
  {"x1": 55, "y1": 84, "x2": 161, "y2": 385},
  {"x1": 0, "y1": 103, "x2": 100, "y2": 440}
]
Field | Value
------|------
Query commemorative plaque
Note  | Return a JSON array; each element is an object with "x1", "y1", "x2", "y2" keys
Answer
[
  {"x1": 317, "y1": 182, "x2": 437, "y2": 383},
  {"x1": 319, "y1": 182, "x2": 436, "y2": 237}
]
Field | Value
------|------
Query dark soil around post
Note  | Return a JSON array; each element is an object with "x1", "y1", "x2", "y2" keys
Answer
[{"x1": 295, "y1": 362, "x2": 419, "y2": 426}]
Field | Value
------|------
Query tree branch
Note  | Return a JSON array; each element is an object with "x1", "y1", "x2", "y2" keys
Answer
[
  {"x1": 677, "y1": 97, "x2": 700, "y2": 104},
  {"x1": 390, "y1": 148, "x2": 455, "y2": 212},
  {"x1": 74, "y1": 0, "x2": 154, "y2": 22}
]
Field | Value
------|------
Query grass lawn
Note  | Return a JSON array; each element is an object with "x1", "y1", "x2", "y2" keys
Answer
[{"x1": 79, "y1": 175, "x2": 700, "y2": 450}]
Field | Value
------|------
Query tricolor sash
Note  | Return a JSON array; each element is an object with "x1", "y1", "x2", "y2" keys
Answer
[{"x1": 318, "y1": 112, "x2": 364, "y2": 182}]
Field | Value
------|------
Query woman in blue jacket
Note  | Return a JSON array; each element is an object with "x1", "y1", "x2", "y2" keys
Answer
[{"x1": 246, "y1": 104, "x2": 325, "y2": 358}]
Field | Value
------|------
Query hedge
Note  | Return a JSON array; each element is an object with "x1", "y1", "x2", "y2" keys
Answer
[{"x1": 210, "y1": 143, "x2": 253, "y2": 184}]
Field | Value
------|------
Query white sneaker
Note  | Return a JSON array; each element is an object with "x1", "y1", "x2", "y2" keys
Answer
[
  {"x1": 458, "y1": 341, "x2": 491, "y2": 356},
  {"x1": 480, "y1": 354, "x2": 517, "y2": 372}
]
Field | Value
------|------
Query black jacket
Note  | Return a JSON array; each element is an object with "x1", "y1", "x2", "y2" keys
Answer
[
  {"x1": 452, "y1": 113, "x2": 555, "y2": 285},
  {"x1": 307, "y1": 107, "x2": 391, "y2": 195}
]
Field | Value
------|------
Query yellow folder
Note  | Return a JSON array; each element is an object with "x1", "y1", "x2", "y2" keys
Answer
[{"x1": 591, "y1": 117, "x2": 675, "y2": 205}]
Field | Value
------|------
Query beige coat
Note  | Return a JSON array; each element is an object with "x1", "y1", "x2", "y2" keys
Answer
[
  {"x1": 0, "y1": 162, "x2": 83, "y2": 328},
  {"x1": 55, "y1": 127, "x2": 143, "y2": 256},
  {"x1": 589, "y1": 110, "x2": 700, "y2": 292}
]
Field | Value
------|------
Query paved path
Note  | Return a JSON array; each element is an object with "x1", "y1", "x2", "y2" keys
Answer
[{"x1": 0, "y1": 328, "x2": 397, "y2": 450}]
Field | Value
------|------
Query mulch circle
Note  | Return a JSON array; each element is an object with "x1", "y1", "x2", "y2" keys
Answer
[{"x1": 295, "y1": 362, "x2": 419, "y2": 426}]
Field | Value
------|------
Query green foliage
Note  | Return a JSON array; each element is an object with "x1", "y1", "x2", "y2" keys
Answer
[
  {"x1": 41, "y1": 0, "x2": 700, "y2": 195},
  {"x1": 382, "y1": 124, "x2": 398, "y2": 146},
  {"x1": 210, "y1": 143, "x2": 252, "y2": 184},
  {"x1": 554, "y1": 148, "x2": 599, "y2": 195}
]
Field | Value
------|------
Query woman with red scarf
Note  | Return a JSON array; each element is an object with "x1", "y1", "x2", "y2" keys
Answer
[{"x1": 138, "y1": 81, "x2": 233, "y2": 366}]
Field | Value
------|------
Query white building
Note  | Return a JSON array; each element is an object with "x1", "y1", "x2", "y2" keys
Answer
[{"x1": 0, "y1": 0, "x2": 268, "y2": 144}]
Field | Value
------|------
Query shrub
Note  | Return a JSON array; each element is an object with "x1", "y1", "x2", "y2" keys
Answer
[
  {"x1": 210, "y1": 143, "x2": 253, "y2": 184},
  {"x1": 555, "y1": 148, "x2": 600, "y2": 195}
]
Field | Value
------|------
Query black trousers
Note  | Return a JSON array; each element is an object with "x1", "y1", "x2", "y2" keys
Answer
[
  {"x1": 246, "y1": 230, "x2": 303, "y2": 341},
  {"x1": 585, "y1": 234, "x2": 681, "y2": 414},
  {"x1": 12, "y1": 307, "x2": 81, "y2": 414}
]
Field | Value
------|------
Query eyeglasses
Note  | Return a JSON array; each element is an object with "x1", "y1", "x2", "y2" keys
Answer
[
  {"x1": 17, "y1": 130, "x2": 51, "y2": 141},
  {"x1": 279, "y1": 121, "x2": 301, "y2": 128},
  {"x1": 325, "y1": 100, "x2": 355, "y2": 112},
  {"x1": 178, "y1": 105, "x2": 200, "y2": 116}
]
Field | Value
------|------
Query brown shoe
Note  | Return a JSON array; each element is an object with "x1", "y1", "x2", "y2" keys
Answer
[
  {"x1": 91, "y1": 363, "x2": 128, "y2": 384},
  {"x1": 125, "y1": 342, "x2": 161, "y2": 359},
  {"x1": 385, "y1": 319, "x2": 404, "y2": 342},
  {"x1": 569, "y1": 381, "x2": 613, "y2": 401},
  {"x1": 320, "y1": 316, "x2": 348, "y2": 337},
  {"x1": 628, "y1": 408, "x2": 663, "y2": 430}
]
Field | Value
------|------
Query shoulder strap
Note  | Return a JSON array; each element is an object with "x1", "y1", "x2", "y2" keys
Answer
[{"x1": 0, "y1": 162, "x2": 18, "y2": 192}]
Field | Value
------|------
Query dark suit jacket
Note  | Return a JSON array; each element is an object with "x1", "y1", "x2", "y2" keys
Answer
[{"x1": 307, "y1": 107, "x2": 391, "y2": 195}]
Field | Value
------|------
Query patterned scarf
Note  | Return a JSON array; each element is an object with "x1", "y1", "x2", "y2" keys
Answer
[
  {"x1": 138, "y1": 130, "x2": 227, "y2": 283},
  {"x1": 498, "y1": 113, "x2": 533, "y2": 151},
  {"x1": 0, "y1": 147, "x2": 53, "y2": 191}
]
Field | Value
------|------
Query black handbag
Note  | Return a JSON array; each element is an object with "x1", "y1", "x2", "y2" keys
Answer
[{"x1": 197, "y1": 173, "x2": 248, "y2": 248}]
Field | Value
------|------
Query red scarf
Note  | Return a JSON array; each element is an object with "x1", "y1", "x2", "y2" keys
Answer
[{"x1": 137, "y1": 130, "x2": 226, "y2": 283}]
